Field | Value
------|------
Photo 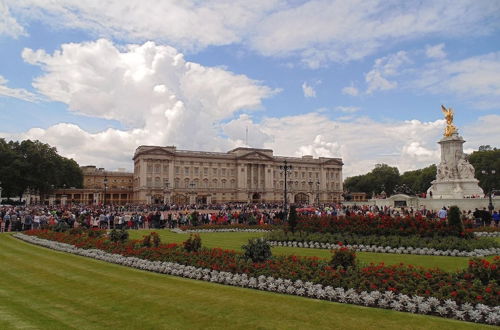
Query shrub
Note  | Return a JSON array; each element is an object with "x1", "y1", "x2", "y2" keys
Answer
[
  {"x1": 69, "y1": 227, "x2": 86, "y2": 235},
  {"x1": 466, "y1": 257, "x2": 500, "y2": 285},
  {"x1": 248, "y1": 215, "x2": 257, "y2": 226},
  {"x1": 141, "y1": 232, "x2": 161, "y2": 248},
  {"x1": 242, "y1": 238, "x2": 272, "y2": 262},
  {"x1": 448, "y1": 205, "x2": 463, "y2": 236},
  {"x1": 190, "y1": 211, "x2": 200, "y2": 226},
  {"x1": 330, "y1": 247, "x2": 357, "y2": 270},
  {"x1": 288, "y1": 205, "x2": 298, "y2": 233},
  {"x1": 87, "y1": 229, "x2": 105, "y2": 238},
  {"x1": 109, "y1": 229, "x2": 129, "y2": 243},
  {"x1": 52, "y1": 221, "x2": 70, "y2": 232},
  {"x1": 183, "y1": 234, "x2": 202, "y2": 252}
]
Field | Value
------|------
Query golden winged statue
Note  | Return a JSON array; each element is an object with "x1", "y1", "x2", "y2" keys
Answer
[{"x1": 441, "y1": 105, "x2": 457, "y2": 137}]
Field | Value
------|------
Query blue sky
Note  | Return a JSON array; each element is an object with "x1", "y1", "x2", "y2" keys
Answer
[{"x1": 0, "y1": 1, "x2": 499, "y2": 177}]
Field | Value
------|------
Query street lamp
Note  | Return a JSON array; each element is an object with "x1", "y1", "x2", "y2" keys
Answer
[
  {"x1": 103, "y1": 176, "x2": 108, "y2": 206},
  {"x1": 316, "y1": 180, "x2": 320, "y2": 206},
  {"x1": 0, "y1": 181, "x2": 2, "y2": 204},
  {"x1": 164, "y1": 181, "x2": 170, "y2": 204},
  {"x1": 279, "y1": 160, "x2": 293, "y2": 220},
  {"x1": 481, "y1": 169, "x2": 496, "y2": 213},
  {"x1": 189, "y1": 182, "x2": 196, "y2": 205}
]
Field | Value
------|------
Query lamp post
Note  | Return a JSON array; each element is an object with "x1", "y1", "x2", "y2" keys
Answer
[
  {"x1": 279, "y1": 160, "x2": 293, "y2": 221},
  {"x1": 481, "y1": 169, "x2": 496, "y2": 213},
  {"x1": 189, "y1": 182, "x2": 196, "y2": 205},
  {"x1": 316, "y1": 180, "x2": 320, "y2": 206},
  {"x1": 103, "y1": 176, "x2": 108, "y2": 206},
  {"x1": 0, "y1": 181, "x2": 2, "y2": 205},
  {"x1": 164, "y1": 181, "x2": 170, "y2": 205}
]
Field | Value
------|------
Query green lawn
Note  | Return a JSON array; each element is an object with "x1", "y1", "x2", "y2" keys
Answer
[
  {"x1": 129, "y1": 230, "x2": 488, "y2": 272},
  {"x1": 0, "y1": 233, "x2": 495, "y2": 330}
]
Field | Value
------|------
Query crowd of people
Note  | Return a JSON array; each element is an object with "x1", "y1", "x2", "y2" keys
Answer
[{"x1": 0, "y1": 202, "x2": 499, "y2": 232}]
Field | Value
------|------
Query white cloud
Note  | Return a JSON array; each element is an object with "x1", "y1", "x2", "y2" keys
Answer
[
  {"x1": 302, "y1": 82, "x2": 316, "y2": 98},
  {"x1": 334, "y1": 106, "x2": 360, "y2": 113},
  {"x1": 222, "y1": 112, "x2": 448, "y2": 177},
  {"x1": 425, "y1": 43, "x2": 446, "y2": 59},
  {"x1": 22, "y1": 39, "x2": 275, "y2": 128},
  {"x1": 250, "y1": 0, "x2": 500, "y2": 67},
  {"x1": 341, "y1": 85, "x2": 359, "y2": 96},
  {"x1": 8, "y1": 0, "x2": 278, "y2": 51},
  {"x1": 6, "y1": 1, "x2": 500, "y2": 64},
  {"x1": 11, "y1": 39, "x2": 275, "y2": 169},
  {"x1": 296, "y1": 135, "x2": 341, "y2": 158},
  {"x1": 0, "y1": 75, "x2": 38, "y2": 102},
  {"x1": 365, "y1": 51, "x2": 410, "y2": 94},
  {"x1": 414, "y1": 51, "x2": 500, "y2": 108},
  {"x1": 0, "y1": 2, "x2": 26, "y2": 38}
]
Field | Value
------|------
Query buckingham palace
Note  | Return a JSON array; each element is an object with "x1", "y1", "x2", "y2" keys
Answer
[{"x1": 133, "y1": 145, "x2": 343, "y2": 205}]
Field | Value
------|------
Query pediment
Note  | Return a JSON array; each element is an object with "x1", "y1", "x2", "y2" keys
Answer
[
  {"x1": 321, "y1": 158, "x2": 343, "y2": 166},
  {"x1": 237, "y1": 151, "x2": 274, "y2": 161},
  {"x1": 134, "y1": 147, "x2": 175, "y2": 159}
]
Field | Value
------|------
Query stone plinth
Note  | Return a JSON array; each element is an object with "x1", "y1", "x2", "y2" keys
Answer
[{"x1": 427, "y1": 133, "x2": 483, "y2": 199}]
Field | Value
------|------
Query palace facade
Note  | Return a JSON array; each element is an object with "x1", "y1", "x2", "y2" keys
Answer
[{"x1": 133, "y1": 146, "x2": 343, "y2": 205}]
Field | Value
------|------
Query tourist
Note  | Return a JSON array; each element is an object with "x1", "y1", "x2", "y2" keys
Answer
[
  {"x1": 480, "y1": 208, "x2": 492, "y2": 227},
  {"x1": 437, "y1": 207, "x2": 447, "y2": 220},
  {"x1": 492, "y1": 210, "x2": 499, "y2": 227}
]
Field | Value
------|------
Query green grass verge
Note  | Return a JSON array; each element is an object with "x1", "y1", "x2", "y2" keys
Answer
[
  {"x1": 128, "y1": 230, "x2": 491, "y2": 272},
  {"x1": 0, "y1": 233, "x2": 495, "y2": 330}
]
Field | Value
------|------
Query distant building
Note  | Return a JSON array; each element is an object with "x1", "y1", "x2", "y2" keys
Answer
[
  {"x1": 49, "y1": 165, "x2": 134, "y2": 205},
  {"x1": 133, "y1": 146, "x2": 343, "y2": 204},
  {"x1": 350, "y1": 192, "x2": 368, "y2": 202}
]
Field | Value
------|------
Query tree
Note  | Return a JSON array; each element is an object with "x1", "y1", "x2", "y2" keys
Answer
[
  {"x1": 0, "y1": 138, "x2": 83, "y2": 200},
  {"x1": 400, "y1": 164, "x2": 437, "y2": 194},
  {"x1": 344, "y1": 164, "x2": 400, "y2": 195},
  {"x1": 288, "y1": 205, "x2": 298, "y2": 233},
  {"x1": 468, "y1": 148, "x2": 500, "y2": 193}
]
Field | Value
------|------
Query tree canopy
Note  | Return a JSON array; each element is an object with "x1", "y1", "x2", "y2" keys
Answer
[
  {"x1": 468, "y1": 146, "x2": 500, "y2": 193},
  {"x1": 344, "y1": 146, "x2": 499, "y2": 197},
  {"x1": 344, "y1": 164, "x2": 401, "y2": 196},
  {"x1": 0, "y1": 139, "x2": 82, "y2": 199}
]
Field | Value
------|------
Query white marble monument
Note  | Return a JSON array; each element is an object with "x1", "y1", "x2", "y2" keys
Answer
[{"x1": 427, "y1": 106, "x2": 484, "y2": 199}]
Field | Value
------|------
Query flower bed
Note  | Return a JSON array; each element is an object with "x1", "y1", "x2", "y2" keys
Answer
[
  {"x1": 178, "y1": 224, "x2": 280, "y2": 232},
  {"x1": 474, "y1": 232, "x2": 500, "y2": 238},
  {"x1": 269, "y1": 241, "x2": 499, "y2": 257},
  {"x1": 266, "y1": 230, "x2": 500, "y2": 256},
  {"x1": 296, "y1": 215, "x2": 474, "y2": 238},
  {"x1": 15, "y1": 232, "x2": 500, "y2": 325}
]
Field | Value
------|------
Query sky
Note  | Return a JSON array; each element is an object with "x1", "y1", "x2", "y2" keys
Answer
[{"x1": 0, "y1": 0, "x2": 499, "y2": 178}]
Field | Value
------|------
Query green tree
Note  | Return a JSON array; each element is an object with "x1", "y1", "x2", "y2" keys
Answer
[
  {"x1": 0, "y1": 139, "x2": 83, "y2": 200},
  {"x1": 400, "y1": 164, "x2": 437, "y2": 194},
  {"x1": 344, "y1": 164, "x2": 400, "y2": 195},
  {"x1": 468, "y1": 147, "x2": 500, "y2": 193},
  {"x1": 288, "y1": 205, "x2": 298, "y2": 233}
]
